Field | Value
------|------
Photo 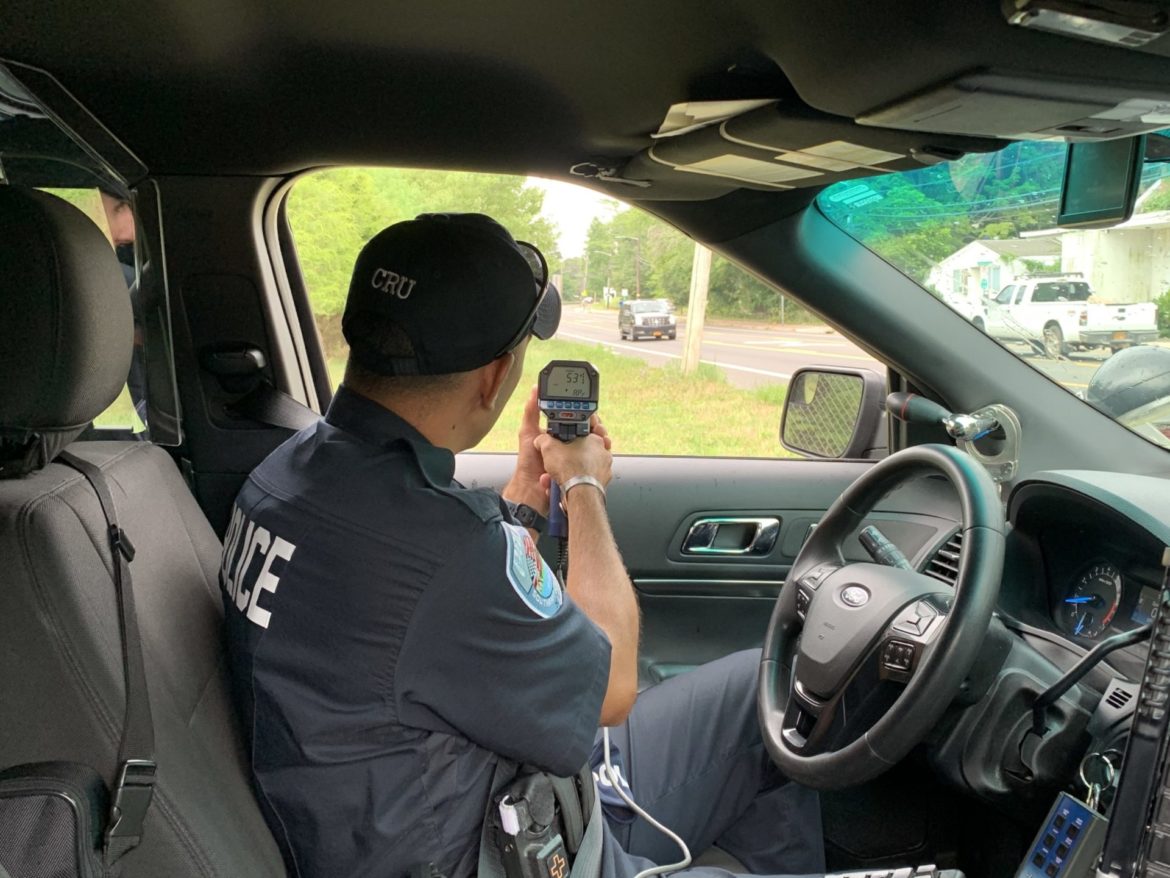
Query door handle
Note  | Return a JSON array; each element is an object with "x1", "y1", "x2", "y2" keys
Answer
[{"x1": 682, "y1": 517, "x2": 781, "y2": 556}]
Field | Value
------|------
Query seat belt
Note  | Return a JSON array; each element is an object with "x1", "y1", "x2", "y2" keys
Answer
[
  {"x1": 56, "y1": 450, "x2": 157, "y2": 868},
  {"x1": 227, "y1": 380, "x2": 320, "y2": 432}
]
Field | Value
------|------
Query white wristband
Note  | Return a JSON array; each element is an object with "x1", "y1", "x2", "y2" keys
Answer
[{"x1": 560, "y1": 475, "x2": 606, "y2": 501}]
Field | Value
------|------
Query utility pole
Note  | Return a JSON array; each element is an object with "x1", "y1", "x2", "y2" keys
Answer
[{"x1": 681, "y1": 242, "x2": 711, "y2": 375}]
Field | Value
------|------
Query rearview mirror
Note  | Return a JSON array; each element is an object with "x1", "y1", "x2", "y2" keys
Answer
[
  {"x1": 780, "y1": 367, "x2": 887, "y2": 459},
  {"x1": 1057, "y1": 135, "x2": 1144, "y2": 230}
]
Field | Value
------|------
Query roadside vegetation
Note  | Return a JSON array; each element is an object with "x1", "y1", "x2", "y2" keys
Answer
[
  {"x1": 486, "y1": 339, "x2": 794, "y2": 457},
  {"x1": 328, "y1": 339, "x2": 794, "y2": 458},
  {"x1": 1157, "y1": 290, "x2": 1170, "y2": 339}
]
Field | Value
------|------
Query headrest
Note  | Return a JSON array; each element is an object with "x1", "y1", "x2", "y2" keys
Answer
[{"x1": 0, "y1": 186, "x2": 133, "y2": 477}]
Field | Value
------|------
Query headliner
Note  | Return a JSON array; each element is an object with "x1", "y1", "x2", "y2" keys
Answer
[{"x1": 5, "y1": 0, "x2": 1170, "y2": 218}]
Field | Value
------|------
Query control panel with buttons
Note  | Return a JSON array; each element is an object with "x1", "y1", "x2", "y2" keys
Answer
[
  {"x1": 797, "y1": 564, "x2": 837, "y2": 591},
  {"x1": 879, "y1": 594, "x2": 950, "y2": 683},
  {"x1": 882, "y1": 639, "x2": 916, "y2": 673},
  {"x1": 893, "y1": 600, "x2": 939, "y2": 637},
  {"x1": 1014, "y1": 793, "x2": 1106, "y2": 878},
  {"x1": 795, "y1": 587, "x2": 811, "y2": 619}
]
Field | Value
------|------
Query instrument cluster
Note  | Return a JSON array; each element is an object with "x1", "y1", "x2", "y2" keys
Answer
[{"x1": 1053, "y1": 559, "x2": 1159, "y2": 640}]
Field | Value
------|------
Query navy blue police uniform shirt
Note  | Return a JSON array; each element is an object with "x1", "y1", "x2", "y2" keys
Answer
[{"x1": 219, "y1": 386, "x2": 612, "y2": 878}]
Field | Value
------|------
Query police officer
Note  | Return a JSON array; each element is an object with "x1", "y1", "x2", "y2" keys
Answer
[
  {"x1": 99, "y1": 185, "x2": 148, "y2": 425},
  {"x1": 220, "y1": 213, "x2": 824, "y2": 878}
]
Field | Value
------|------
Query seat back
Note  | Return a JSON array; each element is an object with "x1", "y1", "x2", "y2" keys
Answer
[{"x1": 0, "y1": 187, "x2": 286, "y2": 877}]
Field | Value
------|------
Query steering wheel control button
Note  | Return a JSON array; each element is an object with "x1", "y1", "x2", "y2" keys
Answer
[
  {"x1": 882, "y1": 640, "x2": 915, "y2": 672},
  {"x1": 798, "y1": 564, "x2": 837, "y2": 591},
  {"x1": 796, "y1": 588, "x2": 811, "y2": 619},
  {"x1": 841, "y1": 585, "x2": 869, "y2": 607},
  {"x1": 893, "y1": 600, "x2": 941, "y2": 636}
]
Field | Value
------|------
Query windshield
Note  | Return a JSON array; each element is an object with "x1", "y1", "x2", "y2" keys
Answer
[
  {"x1": 628, "y1": 300, "x2": 671, "y2": 313},
  {"x1": 818, "y1": 137, "x2": 1170, "y2": 450}
]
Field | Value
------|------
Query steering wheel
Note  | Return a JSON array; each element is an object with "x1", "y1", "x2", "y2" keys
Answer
[{"x1": 758, "y1": 444, "x2": 1005, "y2": 789}]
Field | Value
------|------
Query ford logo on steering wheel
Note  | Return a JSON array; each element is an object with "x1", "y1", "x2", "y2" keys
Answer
[{"x1": 841, "y1": 586, "x2": 869, "y2": 608}]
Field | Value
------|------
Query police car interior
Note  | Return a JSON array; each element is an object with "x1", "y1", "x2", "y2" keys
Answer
[{"x1": 6, "y1": 2, "x2": 1170, "y2": 878}]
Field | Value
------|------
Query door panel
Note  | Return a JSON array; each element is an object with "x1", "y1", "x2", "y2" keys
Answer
[{"x1": 459, "y1": 453, "x2": 963, "y2": 687}]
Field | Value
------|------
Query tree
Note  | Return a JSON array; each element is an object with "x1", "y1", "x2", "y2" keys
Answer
[{"x1": 559, "y1": 256, "x2": 586, "y2": 299}]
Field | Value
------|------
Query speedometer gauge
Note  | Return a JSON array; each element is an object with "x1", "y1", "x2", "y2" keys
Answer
[{"x1": 1059, "y1": 562, "x2": 1122, "y2": 638}]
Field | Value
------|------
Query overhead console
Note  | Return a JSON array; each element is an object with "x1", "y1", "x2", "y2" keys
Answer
[
  {"x1": 857, "y1": 69, "x2": 1170, "y2": 142},
  {"x1": 611, "y1": 101, "x2": 999, "y2": 198}
]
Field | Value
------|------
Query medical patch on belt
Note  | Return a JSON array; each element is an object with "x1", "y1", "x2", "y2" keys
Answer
[{"x1": 502, "y1": 521, "x2": 563, "y2": 618}]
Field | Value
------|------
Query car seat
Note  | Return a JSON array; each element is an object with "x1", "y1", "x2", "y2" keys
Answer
[{"x1": 0, "y1": 186, "x2": 286, "y2": 877}]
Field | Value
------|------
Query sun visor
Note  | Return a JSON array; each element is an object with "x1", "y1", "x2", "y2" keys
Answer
[
  {"x1": 632, "y1": 102, "x2": 997, "y2": 196},
  {"x1": 858, "y1": 69, "x2": 1170, "y2": 142}
]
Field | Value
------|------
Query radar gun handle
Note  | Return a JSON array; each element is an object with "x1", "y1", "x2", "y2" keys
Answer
[{"x1": 548, "y1": 480, "x2": 568, "y2": 540}]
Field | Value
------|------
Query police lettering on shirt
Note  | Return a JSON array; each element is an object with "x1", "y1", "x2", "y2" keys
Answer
[{"x1": 219, "y1": 503, "x2": 297, "y2": 629}]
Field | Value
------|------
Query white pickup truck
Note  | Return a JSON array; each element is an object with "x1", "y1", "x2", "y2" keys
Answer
[{"x1": 979, "y1": 276, "x2": 1159, "y2": 358}]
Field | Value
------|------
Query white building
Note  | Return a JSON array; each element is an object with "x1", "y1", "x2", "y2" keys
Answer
[
  {"x1": 1023, "y1": 210, "x2": 1170, "y2": 304},
  {"x1": 931, "y1": 207, "x2": 1170, "y2": 308},
  {"x1": 926, "y1": 238, "x2": 1060, "y2": 301}
]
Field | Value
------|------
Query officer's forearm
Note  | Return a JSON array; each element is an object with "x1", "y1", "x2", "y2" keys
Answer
[{"x1": 564, "y1": 486, "x2": 639, "y2": 726}]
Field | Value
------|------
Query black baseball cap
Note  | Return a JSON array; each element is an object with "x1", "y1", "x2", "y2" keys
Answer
[{"x1": 342, "y1": 213, "x2": 561, "y2": 376}]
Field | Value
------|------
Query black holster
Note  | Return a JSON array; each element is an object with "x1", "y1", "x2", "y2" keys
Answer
[{"x1": 494, "y1": 764, "x2": 595, "y2": 878}]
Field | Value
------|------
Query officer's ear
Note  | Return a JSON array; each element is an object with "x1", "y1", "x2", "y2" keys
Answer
[{"x1": 479, "y1": 351, "x2": 518, "y2": 411}]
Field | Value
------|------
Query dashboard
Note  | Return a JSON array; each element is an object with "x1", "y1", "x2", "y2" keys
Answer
[
  {"x1": 1037, "y1": 522, "x2": 1163, "y2": 641},
  {"x1": 995, "y1": 474, "x2": 1170, "y2": 680}
]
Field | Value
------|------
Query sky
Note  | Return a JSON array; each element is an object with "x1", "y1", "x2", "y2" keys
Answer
[{"x1": 527, "y1": 176, "x2": 624, "y2": 258}]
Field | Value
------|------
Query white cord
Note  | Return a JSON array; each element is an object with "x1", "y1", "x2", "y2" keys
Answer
[{"x1": 601, "y1": 726, "x2": 692, "y2": 878}]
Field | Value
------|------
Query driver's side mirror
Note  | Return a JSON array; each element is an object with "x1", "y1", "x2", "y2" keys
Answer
[{"x1": 780, "y1": 367, "x2": 887, "y2": 459}]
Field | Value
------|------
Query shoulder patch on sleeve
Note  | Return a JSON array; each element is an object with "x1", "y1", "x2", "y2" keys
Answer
[{"x1": 501, "y1": 521, "x2": 564, "y2": 618}]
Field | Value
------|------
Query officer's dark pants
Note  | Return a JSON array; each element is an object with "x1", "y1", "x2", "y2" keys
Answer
[{"x1": 597, "y1": 649, "x2": 825, "y2": 878}]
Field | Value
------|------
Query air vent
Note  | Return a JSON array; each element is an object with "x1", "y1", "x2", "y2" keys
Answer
[
  {"x1": 925, "y1": 531, "x2": 964, "y2": 585},
  {"x1": 1106, "y1": 686, "x2": 1134, "y2": 711}
]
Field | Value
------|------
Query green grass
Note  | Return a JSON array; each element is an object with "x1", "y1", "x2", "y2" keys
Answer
[
  {"x1": 329, "y1": 338, "x2": 795, "y2": 457},
  {"x1": 92, "y1": 385, "x2": 145, "y2": 432}
]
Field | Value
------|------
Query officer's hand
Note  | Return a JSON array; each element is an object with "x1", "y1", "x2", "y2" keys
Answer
[
  {"x1": 502, "y1": 387, "x2": 550, "y2": 515},
  {"x1": 533, "y1": 418, "x2": 613, "y2": 489},
  {"x1": 588, "y1": 414, "x2": 613, "y2": 452}
]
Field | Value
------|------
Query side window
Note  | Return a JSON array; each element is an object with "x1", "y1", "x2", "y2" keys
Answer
[
  {"x1": 1032, "y1": 283, "x2": 1060, "y2": 303},
  {"x1": 39, "y1": 187, "x2": 148, "y2": 436},
  {"x1": 286, "y1": 168, "x2": 889, "y2": 458},
  {"x1": 995, "y1": 285, "x2": 1016, "y2": 305}
]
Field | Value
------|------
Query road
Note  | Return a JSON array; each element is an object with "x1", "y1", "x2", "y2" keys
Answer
[
  {"x1": 995, "y1": 341, "x2": 1108, "y2": 390},
  {"x1": 557, "y1": 306, "x2": 1108, "y2": 392},
  {"x1": 557, "y1": 307, "x2": 883, "y2": 389}
]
